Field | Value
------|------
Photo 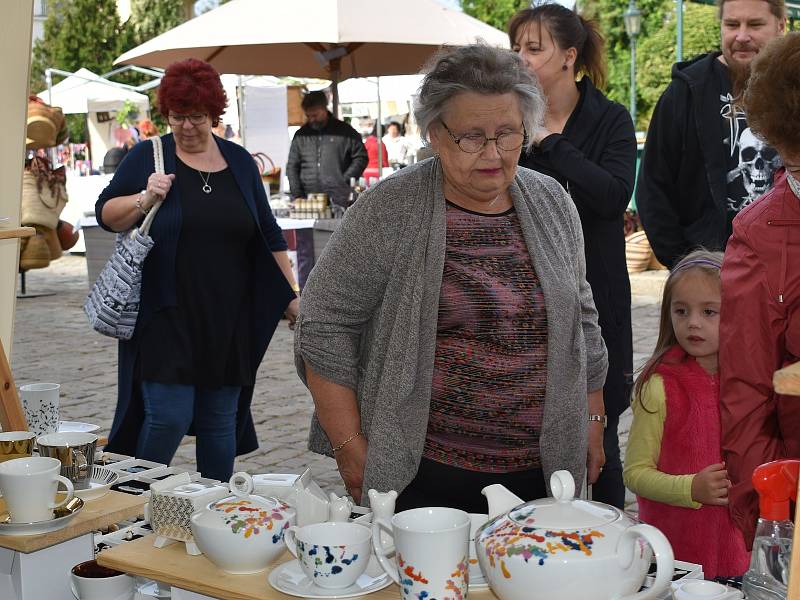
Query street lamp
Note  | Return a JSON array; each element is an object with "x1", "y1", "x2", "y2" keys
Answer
[{"x1": 623, "y1": 0, "x2": 642, "y2": 129}]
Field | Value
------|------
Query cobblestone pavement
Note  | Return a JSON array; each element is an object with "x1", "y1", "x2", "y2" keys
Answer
[{"x1": 11, "y1": 255, "x2": 661, "y2": 503}]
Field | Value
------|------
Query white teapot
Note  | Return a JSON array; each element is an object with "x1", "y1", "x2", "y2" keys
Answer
[
  {"x1": 476, "y1": 470, "x2": 674, "y2": 600},
  {"x1": 190, "y1": 472, "x2": 296, "y2": 574}
]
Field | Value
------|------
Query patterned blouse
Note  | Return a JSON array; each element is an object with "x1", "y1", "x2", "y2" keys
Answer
[{"x1": 423, "y1": 202, "x2": 549, "y2": 473}]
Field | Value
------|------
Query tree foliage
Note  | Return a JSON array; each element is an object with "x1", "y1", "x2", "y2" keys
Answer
[
  {"x1": 461, "y1": 0, "x2": 531, "y2": 31},
  {"x1": 30, "y1": 0, "x2": 189, "y2": 141}
]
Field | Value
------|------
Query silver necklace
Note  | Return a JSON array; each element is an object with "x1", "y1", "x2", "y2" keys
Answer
[{"x1": 197, "y1": 170, "x2": 212, "y2": 194}]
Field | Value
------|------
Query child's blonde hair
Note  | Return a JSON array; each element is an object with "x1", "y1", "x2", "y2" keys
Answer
[{"x1": 631, "y1": 249, "x2": 725, "y2": 410}]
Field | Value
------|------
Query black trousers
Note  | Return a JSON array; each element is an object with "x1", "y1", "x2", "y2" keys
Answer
[
  {"x1": 589, "y1": 411, "x2": 625, "y2": 508},
  {"x1": 395, "y1": 458, "x2": 548, "y2": 514}
]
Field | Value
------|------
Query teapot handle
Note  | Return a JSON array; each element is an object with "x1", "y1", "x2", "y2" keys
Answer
[{"x1": 615, "y1": 524, "x2": 674, "y2": 600}]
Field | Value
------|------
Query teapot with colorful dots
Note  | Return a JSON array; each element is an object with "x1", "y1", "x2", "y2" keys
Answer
[{"x1": 476, "y1": 470, "x2": 674, "y2": 600}]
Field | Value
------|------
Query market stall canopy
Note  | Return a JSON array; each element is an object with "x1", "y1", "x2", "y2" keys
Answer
[
  {"x1": 114, "y1": 0, "x2": 509, "y2": 79},
  {"x1": 36, "y1": 68, "x2": 150, "y2": 115},
  {"x1": 335, "y1": 75, "x2": 425, "y2": 105}
]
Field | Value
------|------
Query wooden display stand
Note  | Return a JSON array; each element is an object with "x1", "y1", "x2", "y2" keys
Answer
[
  {"x1": 0, "y1": 491, "x2": 146, "y2": 600},
  {"x1": 98, "y1": 537, "x2": 499, "y2": 600},
  {"x1": 0, "y1": 227, "x2": 34, "y2": 432},
  {"x1": 773, "y1": 361, "x2": 800, "y2": 599}
]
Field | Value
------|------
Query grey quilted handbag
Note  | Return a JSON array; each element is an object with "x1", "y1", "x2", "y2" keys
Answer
[{"x1": 83, "y1": 137, "x2": 165, "y2": 340}]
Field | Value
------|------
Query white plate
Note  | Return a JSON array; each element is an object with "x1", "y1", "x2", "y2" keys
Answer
[
  {"x1": 74, "y1": 466, "x2": 119, "y2": 501},
  {"x1": 268, "y1": 555, "x2": 392, "y2": 599},
  {"x1": 59, "y1": 421, "x2": 101, "y2": 434},
  {"x1": 0, "y1": 497, "x2": 84, "y2": 536}
]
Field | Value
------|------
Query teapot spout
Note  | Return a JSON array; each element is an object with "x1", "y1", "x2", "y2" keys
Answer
[{"x1": 482, "y1": 484, "x2": 524, "y2": 519}]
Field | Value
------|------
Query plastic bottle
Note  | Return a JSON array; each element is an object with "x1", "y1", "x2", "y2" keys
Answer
[{"x1": 742, "y1": 460, "x2": 799, "y2": 600}]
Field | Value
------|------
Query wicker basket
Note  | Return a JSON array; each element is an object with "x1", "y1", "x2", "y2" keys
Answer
[{"x1": 625, "y1": 230, "x2": 654, "y2": 274}]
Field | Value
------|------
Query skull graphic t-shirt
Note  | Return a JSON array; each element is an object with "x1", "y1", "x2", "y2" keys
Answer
[{"x1": 714, "y1": 60, "x2": 780, "y2": 228}]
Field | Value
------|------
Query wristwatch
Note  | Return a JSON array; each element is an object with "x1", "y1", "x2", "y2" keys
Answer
[{"x1": 588, "y1": 414, "x2": 607, "y2": 428}]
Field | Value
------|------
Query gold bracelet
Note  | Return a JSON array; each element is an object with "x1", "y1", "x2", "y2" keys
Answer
[{"x1": 332, "y1": 431, "x2": 362, "y2": 453}]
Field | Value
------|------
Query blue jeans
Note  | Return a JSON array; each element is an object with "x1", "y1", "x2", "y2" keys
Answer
[{"x1": 137, "y1": 382, "x2": 240, "y2": 481}]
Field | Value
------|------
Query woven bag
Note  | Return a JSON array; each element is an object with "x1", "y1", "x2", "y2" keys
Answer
[
  {"x1": 83, "y1": 137, "x2": 165, "y2": 340},
  {"x1": 625, "y1": 230, "x2": 654, "y2": 274},
  {"x1": 20, "y1": 169, "x2": 67, "y2": 229}
]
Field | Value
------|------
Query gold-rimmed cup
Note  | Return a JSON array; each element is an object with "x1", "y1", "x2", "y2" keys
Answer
[{"x1": 0, "y1": 431, "x2": 36, "y2": 463}]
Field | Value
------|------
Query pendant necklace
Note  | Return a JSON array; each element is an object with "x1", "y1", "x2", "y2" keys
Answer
[{"x1": 198, "y1": 169, "x2": 212, "y2": 194}]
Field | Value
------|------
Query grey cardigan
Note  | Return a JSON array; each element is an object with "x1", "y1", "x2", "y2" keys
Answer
[{"x1": 295, "y1": 157, "x2": 608, "y2": 499}]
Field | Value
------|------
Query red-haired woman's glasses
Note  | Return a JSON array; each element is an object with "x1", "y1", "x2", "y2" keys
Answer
[{"x1": 167, "y1": 113, "x2": 208, "y2": 126}]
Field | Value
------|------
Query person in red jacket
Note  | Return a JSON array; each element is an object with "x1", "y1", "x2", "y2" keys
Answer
[
  {"x1": 719, "y1": 32, "x2": 800, "y2": 548},
  {"x1": 363, "y1": 123, "x2": 389, "y2": 183}
]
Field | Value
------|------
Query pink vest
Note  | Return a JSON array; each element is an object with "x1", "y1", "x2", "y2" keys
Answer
[{"x1": 637, "y1": 346, "x2": 750, "y2": 578}]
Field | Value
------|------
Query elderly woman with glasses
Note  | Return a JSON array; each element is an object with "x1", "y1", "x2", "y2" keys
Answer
[
  {"x1": 295, "y1": 44, "x2": 608, "y2": 510},
  {"x1": 95, "y1": 59, "x2": 298, "y2": 481}
]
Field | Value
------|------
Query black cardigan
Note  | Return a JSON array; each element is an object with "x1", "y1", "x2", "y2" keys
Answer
[{"x1": 520, "y1": 77, "x2": 636, "y2": 417}]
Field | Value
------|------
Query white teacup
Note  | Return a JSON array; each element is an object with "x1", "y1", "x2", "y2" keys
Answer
[
  {"x1": 71, "y1": 559, "x2": 135, "y2": 600},
  {"x1": 372, "y1": 507, "x2": 470, "y2": 600},
  {"x1": 19, "y1": 383, "x2": 60, "y2": 437},
  {"x1": 285, "y1": 522, "x2": 372, "y2": 589},
  {"x1": 673, "y1": 580, "x2": 743, "y2": 600},
  {"x1": 0, "y1": 456, "x2": 74, "y2": 523}
]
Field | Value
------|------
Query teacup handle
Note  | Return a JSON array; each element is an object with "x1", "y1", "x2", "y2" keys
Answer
[
  {"x1": 229, "y1": 471, "x2": 254, "y2": 498},
  {"x1": 372, "y1": 518, "x2": 400, "y2": 585},
  {"x1": 50, "y1": 475, "x2": 74, "y2": 510},
  {"x1": 615, "y1": 524, "x2": 675, "y2": 600},
  {"x1": 284, "y1": 525, "x2": 300, "y2": 558}
]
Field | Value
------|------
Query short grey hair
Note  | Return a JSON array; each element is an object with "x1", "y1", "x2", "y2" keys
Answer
[{"x1": 414, "y1": 44, "x2": 544, "y2": 151}]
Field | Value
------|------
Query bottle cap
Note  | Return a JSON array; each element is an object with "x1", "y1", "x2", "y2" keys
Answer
[{"x1": 752, "y1": 459, "x2": 800, "y2": 520}]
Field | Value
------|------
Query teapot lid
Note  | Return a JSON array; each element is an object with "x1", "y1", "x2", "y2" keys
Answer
[{"x1": 508, "y1": 471, "x2": 620, "y2": 530}]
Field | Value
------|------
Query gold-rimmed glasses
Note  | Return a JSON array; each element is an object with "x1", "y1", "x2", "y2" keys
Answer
[{"x1": 440, "y1": 120, "x2": 526, "y2": 153}]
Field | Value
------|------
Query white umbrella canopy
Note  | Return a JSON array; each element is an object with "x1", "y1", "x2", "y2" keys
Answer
[
  {"x1": 37, "y1": 68, "x2": 150, "y2": 115},
  {"x1": 114, "y1": 0, "x2": 509, "y2": 79}
]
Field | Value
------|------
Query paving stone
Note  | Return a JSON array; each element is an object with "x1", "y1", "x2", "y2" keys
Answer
[{"x1": 11, "y1": 255, "x2": 660, "y2": 507}]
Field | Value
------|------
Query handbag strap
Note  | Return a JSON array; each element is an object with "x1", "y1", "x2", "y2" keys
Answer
[{"x1": 140, "y1": 136, "x2": 165, "y2": 236}]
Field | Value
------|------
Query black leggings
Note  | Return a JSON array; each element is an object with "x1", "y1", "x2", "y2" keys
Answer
[{"x1": 395, "y1": 458, "x2": 548, "y2": 514}]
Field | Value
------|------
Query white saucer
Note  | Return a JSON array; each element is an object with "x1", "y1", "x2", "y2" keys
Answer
[
  {"x1": 74, "y1": 466, "x2": 119, "y2": 501},
  {"x1": 0, "y1": 497, "x2": 84, "y2": 536},
  {"x1": 268, "y1": 555, "x2": 392, "y2": 599},
  {"x1": 59, "y1": 421, "x2": 101, "y2": 434}
]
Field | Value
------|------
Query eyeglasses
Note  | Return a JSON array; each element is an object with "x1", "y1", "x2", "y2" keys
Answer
[
  {"x1": 167, "y1": 113, "x2": 209, "y2": 126},
  {"x1": 440, "y1": 120, "x2": 526, "y2": 153}
]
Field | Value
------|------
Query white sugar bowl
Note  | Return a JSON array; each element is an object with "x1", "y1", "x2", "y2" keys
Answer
[{"x1": 190, "y1": 472, "x2": 296, "y2": 574}]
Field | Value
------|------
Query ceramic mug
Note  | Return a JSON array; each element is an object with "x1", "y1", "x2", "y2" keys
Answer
[
  {"x1": 673, "y1": 580, "x2": 744, "y2": 600},
  {"x1": 19, "y1": 382, "x2": 60, "y2": 437},
  {"x1": 285, "y1": 521, "x2": 372, "y2": 589},
  {"x1": 0, "y1": 431, "x2": 36, "y2": 463},
  {"x1": 0, "y1": 456, "x2": 74, "y2": 522},
  {"x1": 70, "y1": 559, "x2": 135, "y2": 600},
  {"x1": 372, "y1": 507, "x2": 470, "y2": 600},
  {"x1": 37, "y1": 432, "x2": 98, "y2": 490}
]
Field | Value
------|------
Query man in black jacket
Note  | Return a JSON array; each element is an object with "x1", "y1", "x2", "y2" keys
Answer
[
  {"x1": 636, "y1": 0, "x2": 785, "y2": 268},
  {"x1": 287, "y1": 91, "x2": 367, "y2": 206}
]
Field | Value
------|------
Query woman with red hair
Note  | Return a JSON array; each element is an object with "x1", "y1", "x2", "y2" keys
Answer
[{"x1": 95, "y1": 59, "x2": 299, "y2": 480}]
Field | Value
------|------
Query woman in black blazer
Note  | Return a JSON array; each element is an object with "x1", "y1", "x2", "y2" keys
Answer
[{"x1": 510, "y1": 5, "x2": 637, "y2": 508}]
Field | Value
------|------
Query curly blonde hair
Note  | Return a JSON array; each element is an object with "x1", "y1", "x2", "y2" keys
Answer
[{"x1": 743, "y1": 32, "x2": 800, "y2": 159}]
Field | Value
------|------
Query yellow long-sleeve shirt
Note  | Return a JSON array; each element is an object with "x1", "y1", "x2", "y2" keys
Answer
[{"x1": 623, "y1": 374, "x2": 701, "y2": 509}]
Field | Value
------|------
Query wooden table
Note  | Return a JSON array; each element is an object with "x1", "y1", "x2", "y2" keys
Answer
[
  {"x1": 99, "y1": 536, "x2": 499, "y2": 600},
  {"x1": 0, "y1": 490, "x2": 146, "y2": 554}
]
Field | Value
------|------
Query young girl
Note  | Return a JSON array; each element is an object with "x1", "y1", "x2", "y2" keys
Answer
[{"x1": 623, "y1": 250, "x2": 750, "y2": 579}]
